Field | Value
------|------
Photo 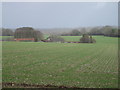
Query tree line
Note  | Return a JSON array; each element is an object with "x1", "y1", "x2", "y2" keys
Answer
[
  {"x1": 1, "y1": 26, "x2": 119, "y2": 37},
  {"x1": 2, "y1": 28, "x2": 14, "y2": 36},
  {"x1": 1, "y1": 25, "x2": 119, "y2": 42},
  {"x1": 61, "y1": 26, "x2": 119, "y2": 37}
]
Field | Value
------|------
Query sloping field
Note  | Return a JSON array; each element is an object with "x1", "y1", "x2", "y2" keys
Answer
[{"x1": 2, "y1": 36, "x2": 118, "y2": 88}]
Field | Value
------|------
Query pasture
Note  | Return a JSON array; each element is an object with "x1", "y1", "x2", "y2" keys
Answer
[
  {"x1": 2, "y1": 36, "x2": 118, "y2": 88},
  {"x1": 0, "y1": 36, "x2": 14, "y2": 41}
]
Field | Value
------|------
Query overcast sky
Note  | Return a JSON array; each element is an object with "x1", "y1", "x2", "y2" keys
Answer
[{"x1": 2, "y1": 2, "x2": 118, "y2": 28}]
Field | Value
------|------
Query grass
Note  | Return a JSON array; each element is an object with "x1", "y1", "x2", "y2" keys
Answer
[
  {"x1": 61, "y1": 36, "x2": 81, "y2": 41},
  {"x1": 2, "y1": 36, "x2": 118, "y2": 88},
  {"x1": 0, "y1": 36, "x2": 14, "y2": 41}
]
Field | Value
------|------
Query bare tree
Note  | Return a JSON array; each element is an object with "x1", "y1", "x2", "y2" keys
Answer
[{"x1": 2, "y1": 28, "x2": 14, "y2": 36}]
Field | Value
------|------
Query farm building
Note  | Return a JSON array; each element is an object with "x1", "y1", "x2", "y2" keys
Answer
[
  {"x1": 14, "y1": 38, "x2": 35, "y2": 42},
  {"x1": 14, "y1": 27, "x2": 43, "y2": 42}
]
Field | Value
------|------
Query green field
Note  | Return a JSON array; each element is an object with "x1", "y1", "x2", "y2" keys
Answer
[
  {"x1": 2, "y1": 36, "x2": 118, "y2": 88},
  {"x1": 0, "y1": 36, "x2": 14, "y2": 41}
]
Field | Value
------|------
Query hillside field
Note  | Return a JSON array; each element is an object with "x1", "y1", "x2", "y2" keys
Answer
[{"x1": 2, "y1": 36, "x2": 118, "y2": 88}]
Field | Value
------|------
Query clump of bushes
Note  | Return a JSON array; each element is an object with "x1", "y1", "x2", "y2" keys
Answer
[
  {"x1": 80, "y1": 34, "x2": 96, "y2": 43},
  {"x1": 45, "y1": 35, "x2": 65, "y2": 43}
]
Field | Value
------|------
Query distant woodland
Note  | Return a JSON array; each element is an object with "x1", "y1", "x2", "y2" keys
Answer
[{"x1": 1, "y1": 25, "x2": 119, "y2": 37}]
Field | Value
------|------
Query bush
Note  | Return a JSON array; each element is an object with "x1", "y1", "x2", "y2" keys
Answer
[
  {"x1": 80, "y1": 34, "x2": 96, "y2": 43},
  {"x1": 34, "y1": 30, "x2": 43, "y2": 42},
  {"x1": 46, "y1": 35, "x2": 65, "y2": 43}
]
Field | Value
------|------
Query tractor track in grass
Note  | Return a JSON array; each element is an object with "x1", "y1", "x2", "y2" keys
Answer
[{"x1": 2, "y1": 82, "x2": 81, "y2": 88}]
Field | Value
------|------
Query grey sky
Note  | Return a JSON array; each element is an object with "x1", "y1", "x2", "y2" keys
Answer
[{"x1": 2, "y1": 2, "x2": 118, "y2": 28}]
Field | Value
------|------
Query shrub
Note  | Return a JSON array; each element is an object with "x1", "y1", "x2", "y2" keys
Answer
[
  {"x1": 80, "y1": 34, "x2": 96, "y2": 43},
  {"x1": 46, "y1": 35, "x2": 65, "y2": 43}
]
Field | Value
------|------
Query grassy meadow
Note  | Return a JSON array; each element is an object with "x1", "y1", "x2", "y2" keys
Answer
[
  {"x1": 2, "y1": 36, "x2": 118, "y2": 88},
  {"x1": 0, "y1": 36, "x2": 14, "y2": 41}
]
